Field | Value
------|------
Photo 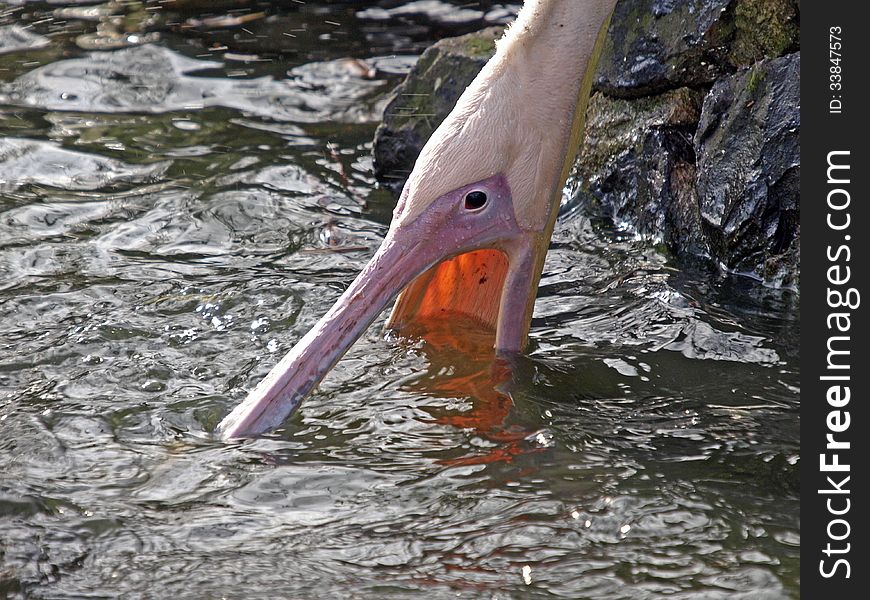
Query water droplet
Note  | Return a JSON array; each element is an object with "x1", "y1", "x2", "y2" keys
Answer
[
  {"x1": 172, "y1": 119, "x2": 201, "y2": 131},
  {"x1": 141, "y1": 380, "x2": 165, "y2": 392},
  {"x1": 82, "y1": 354, "x2": 103, "y2": 365},
  {"x1": 521, "y1": 565, "x2": 532, "y2": 585}
]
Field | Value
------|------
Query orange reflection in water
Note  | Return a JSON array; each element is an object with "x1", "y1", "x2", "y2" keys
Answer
[{"x1": 397, "y1": 315, "x2": 541, "y2": 466}]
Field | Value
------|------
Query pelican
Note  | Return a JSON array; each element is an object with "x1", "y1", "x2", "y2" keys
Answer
[{"x1": 218, "y1": 0, "x2": 618, "y2": 438}]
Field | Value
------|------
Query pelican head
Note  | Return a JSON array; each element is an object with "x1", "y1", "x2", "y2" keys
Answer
[{"x1": 218, "y1": 0, "x2": 617, "y2": 438}]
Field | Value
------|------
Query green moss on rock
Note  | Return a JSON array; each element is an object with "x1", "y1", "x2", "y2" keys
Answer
[
  {"x1": 574, "y1": 88, "x2": 705, "y2": 252},
  {"x1": 730, "y1": 0, "x2": 799, "y2": 67}
]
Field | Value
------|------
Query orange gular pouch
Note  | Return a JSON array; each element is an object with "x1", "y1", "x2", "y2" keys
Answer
[{"x1": 386, "y1": 248, "x2": 509, "y2": 353}]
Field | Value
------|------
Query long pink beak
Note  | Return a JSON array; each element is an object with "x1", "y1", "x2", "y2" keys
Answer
[{"x1": 217, "y1": 175, "x2": 542, "y2": 438}]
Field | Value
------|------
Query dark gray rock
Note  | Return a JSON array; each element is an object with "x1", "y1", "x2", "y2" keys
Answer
[
  {"x1": 372, "y1": 26, "x2": 503, "y2": 192},
  {"x1": 575, "y1": 88, "x2": 705, "y2": 253},
  {"x1": 694, "y1": 52, "x2": 800, "y2": 286},
  {"x1": 595, "y1": 0, "x2": 732, "y2": 97},
  {"x1": 594, "y1": 0, "x2": 799, "y2": 98}
]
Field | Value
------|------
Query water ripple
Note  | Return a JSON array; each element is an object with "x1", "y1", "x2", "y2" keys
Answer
[{"x1": 0, "y1": 3, "x2": 798, "y2": 599}]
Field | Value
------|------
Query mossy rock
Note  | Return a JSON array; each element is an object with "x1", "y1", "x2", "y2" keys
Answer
[
  {"x1": 730, "y1": 0, "x2": 799, "y2": 67},
  {"x1": 594, "y1": 0, "x2": 799, "y2": 98},
  {"x1": 594, "y1": 0, "x2": 734, "y2": 97},
  {"x1": 579, "y1": 87, "x2": 703, "y2": 173},
  {"x1": 574, "y1": 87, "x2": 706, "y2": 253}
]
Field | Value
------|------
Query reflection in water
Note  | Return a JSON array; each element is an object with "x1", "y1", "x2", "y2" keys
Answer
[
  {"x1": 398, "y1": 317, "x2": 537, "y2": 466},
  {"x1": 0, "y1": 137, "x2": 169, "y2": 191},
  {"x1": 0, "y1": 2, "x2": 797, "y2": 599}
]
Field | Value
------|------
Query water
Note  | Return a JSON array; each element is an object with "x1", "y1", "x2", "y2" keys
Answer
[{"x1": 1, "y1": 2, "x2": 799, "y2": 598}]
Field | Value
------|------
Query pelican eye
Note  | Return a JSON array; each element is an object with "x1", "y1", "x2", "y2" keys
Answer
[{"x1": 464, "y1": 190, "x2": 488, "y2": 210}]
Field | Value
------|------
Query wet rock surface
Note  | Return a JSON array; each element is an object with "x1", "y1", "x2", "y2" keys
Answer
[
  {"x1": 694, "y1": 53, "x2": 800, "y2": 286},
  {"x1": 594, "y1": 0, "x2": 733, "y2": 97},
  {"x1": 371, "y1": 0, "x2": 801, "y2": 287},
  {"x1": 594, "y1": 0, "x2": 799, "y2": 98},
  {"x1": 575, "y1": 88, "x2": 705, "y2": 254}
]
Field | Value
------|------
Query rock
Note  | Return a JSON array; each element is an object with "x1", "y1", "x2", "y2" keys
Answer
[
  {"x1": 594, "y1": 0, "x2": 799, "y2": 98},
  {"x1": 694, "y1": 52, "x2": 800, "y2": 286},
  {"x1": 372, "y1": 26, "x2": 503, "y2": 192},
  {"x1": 595, "y1": 0, "x2": 732, "y2": 97},
  {"x1": 729, "y1": 0, "x2": 799, "y2": 67},
  {"x1": 574, "y1": 88, "x2": 706, "y2": 253}
]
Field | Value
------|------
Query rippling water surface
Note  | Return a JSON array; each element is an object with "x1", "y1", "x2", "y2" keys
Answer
[{"x1": 1, "y1": 2, "x2": 799, "y2": 598}]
